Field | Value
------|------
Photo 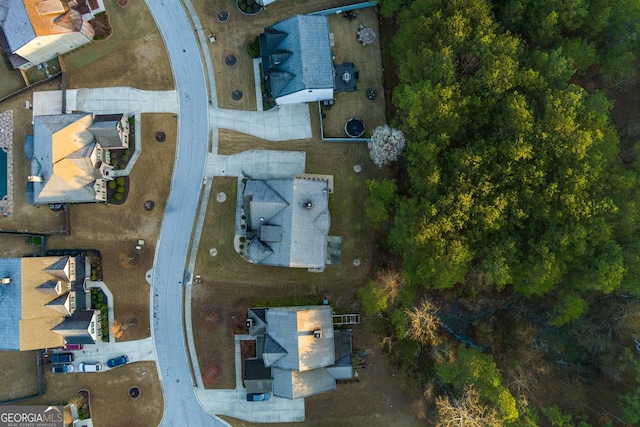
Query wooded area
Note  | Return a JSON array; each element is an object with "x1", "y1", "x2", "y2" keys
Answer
[{"x1": 365, "y1": 0, "x2": 640, "y2": 425}]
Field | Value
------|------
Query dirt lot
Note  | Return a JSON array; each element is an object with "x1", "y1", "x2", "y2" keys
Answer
[
  {"x1": 46, "y1": 113, "x2": 177, "y2": 342},
  {"x1": 0, "y1": 234, "x2": 43, "y2": 257},
  {"x1": 0, "y1": 350, "x2": 39, "y2": 402},
  {"x1": 23, "y1": 361, "x2": 162, "y2": 427},
  {"x1": 62, "y1": 0, "x2": 173, "y2": 91}
]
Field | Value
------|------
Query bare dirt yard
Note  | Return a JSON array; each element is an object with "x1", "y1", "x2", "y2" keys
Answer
[
  {"x1": 46, "y1": 113, "x2": 176, "y2": 342},
  {"x1": 24, "y1": 361, "x2": 162, "y2": 427},
  {"x1": 62, "y1": 0, "x2": 173, "y2": 91},
  {"x1": 0, "y1": 350, "x2": 39, "y2": 402}
]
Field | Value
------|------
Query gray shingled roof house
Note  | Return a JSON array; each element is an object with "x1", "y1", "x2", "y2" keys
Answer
[
  {"x1": 259, "y1": 14, "x2": 334, "y2": 105},
  {"x1": 0, "y1": 255, "x2": 101, "y2": 351},
  {"x1": 25, "y1": 113, "x2": 129, "y2": 205},
  {"x1": 244, "y1": 306, "x2": 353, "y2": 399},
  {"x1": 241, "y1": 176, "x2": 332, "y2": 271},
  {"x1": 0, "y1": 0, "x2": 95, "y2": 70}
]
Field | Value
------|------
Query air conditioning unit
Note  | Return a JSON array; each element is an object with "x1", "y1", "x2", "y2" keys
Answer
[
  {"x1": 0, "y1": 277, "x2": 11, "y2": 285},
  {"x1": 313, "y1": 329, "x2": 322, "y2": 338},
  {"x1": 246, "y1": 318, "x2": 254, "y2": 328}
]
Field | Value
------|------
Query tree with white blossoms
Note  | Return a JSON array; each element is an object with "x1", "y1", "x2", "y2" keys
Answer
[{"x1": 368, "y1": 125, "x2": 406, "y2": 168}]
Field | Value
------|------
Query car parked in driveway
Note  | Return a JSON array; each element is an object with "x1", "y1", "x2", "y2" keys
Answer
[
  {"x1": 246, "y1": 392, "x2": 270, "y2": 401},
  {"x1": 79, "y1": 362, "x2": 101, "y2": 372},
  {"x1": 63, "y1": 343, "x2": 83, "y2": 351},
  {"x1": 51, "y1": 364, "x2": 74, "y2": 374},
  {"x1": 51, "y1": 353, "x2": 74, "y2": 363},
  {"x1": 107, "y1": 355, "x2": 129, "y2": 368}
]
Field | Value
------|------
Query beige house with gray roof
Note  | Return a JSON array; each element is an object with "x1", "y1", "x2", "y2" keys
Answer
[
  {"x1": 25, "y1": 112, "x2": 129, "y2": 205},
  {"x1": 0, "y1": 255, "x2": 101, "y2": 351}
]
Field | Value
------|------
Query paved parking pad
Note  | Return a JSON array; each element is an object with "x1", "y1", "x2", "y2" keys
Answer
[{"x1": 208, "y1": 150, "x2": 306, "y2": 178}]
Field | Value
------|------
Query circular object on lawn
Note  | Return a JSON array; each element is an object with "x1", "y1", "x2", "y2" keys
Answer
[
  {"x1": 225, "y1": 55, "x2": 237, "y2": 66},
  {"x1": 118, "y1": 0, "x2": 128, "y2": 7},
  {"x1": 216, "y1": 192, "x2": 227, "y2": 202},
  {"x1": 217, "y1": 11, "x2": 230, "y2": 22},
  {"x1": 353, "y1": 259, "x2": 361, "y2": 266},
  {"x1": 144, "y1": 200, "x2": 155, "y2": 211},
  {"x1": 209, "y1": 248, "x2": 218, "y2": 257},
  {"x1": 231, "y1": 90, "x2": 243, "y2": 101},
  {"x1": 155, "y1": 132, "x2": 166, "y2": 142},
  {"x1": 353, "y1": 164, "x2": 362, "y2": 173},
  {"x1": 345, "y1": 118, "x2": 365, "y2": 138},
  {"x1": 129, "y1": 387, "x2": 140, "y2": 398}
]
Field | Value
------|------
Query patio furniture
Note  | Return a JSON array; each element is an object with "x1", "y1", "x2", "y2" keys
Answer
[
  {"x1": 366, "y1": 88, "x2": 377, "y2": 100},
  {"x1": 343, "y1": 71, "x2": 351, "y2": 82}
]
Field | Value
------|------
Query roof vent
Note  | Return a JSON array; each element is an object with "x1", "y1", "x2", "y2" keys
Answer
[
  {"x1": 0, "y1": 277, "x2": 11, "y2": 285},
  {"x1": 27, "y1": 175, "x2": 43, "y2": 182},
  {"x1": 313, "y1": 329, "x2": 322, "y2": 338},
  {"x1": 304, "y1": 201, "x2": 314, "y2": 209}
]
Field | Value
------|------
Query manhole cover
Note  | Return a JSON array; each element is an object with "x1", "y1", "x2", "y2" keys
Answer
[
  {"x1": 231, "y1": 90, "x2": 243, "y2": 101},
  {"x1": 225, "y1": 55, "x2": 237, "y2": 66},
  {"x1": 209, "y1": 248, "x2": 218, "y2": 257},
  {"x1": 129, "y1": 387, "x2": 140, "y2": 398},
  {"x1": 144, "y1": 200, "x2": 155, "y2": 211},
  {"x1": 155, "y1": 132, "x2": 166, "y2": 142},
  {"x1": 217, "y1": 10, "x2": 229, "y2": 22},
  {"x1": 216, "y1": 192, "x2": 227, "y2": 202}
]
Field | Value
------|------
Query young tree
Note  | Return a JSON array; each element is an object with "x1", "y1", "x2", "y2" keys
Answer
[
  {"x1": 111, "y1": 319, "x2": 128, "y2": 339},
  {"x1": 368, "y1": 125, "x2": 406, "y2": 168},
  {"x1": 405, "y1": 299, "x2": 443, "y2": 346},
  {"x1": 435, "y1": 386, "x2": 504, "y2": 427}
]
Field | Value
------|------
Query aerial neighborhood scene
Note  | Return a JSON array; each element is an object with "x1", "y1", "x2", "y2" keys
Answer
[{"x1": 0, "y1": 0, "x2": 640, "y2": 426}]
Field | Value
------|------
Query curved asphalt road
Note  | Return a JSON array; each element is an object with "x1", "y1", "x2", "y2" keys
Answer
[{"x1": 143, "y1": 1, "x2": 224, "y2": 426}]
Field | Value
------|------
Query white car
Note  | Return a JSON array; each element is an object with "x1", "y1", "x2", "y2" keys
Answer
[{"x1": 79, "y1": 362, "x2": 101, "y2": 372}]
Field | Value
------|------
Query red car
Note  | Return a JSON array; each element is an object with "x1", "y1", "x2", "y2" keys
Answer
[{"x1": 63, "y1": 343, "x2": 83, "y2": 351}]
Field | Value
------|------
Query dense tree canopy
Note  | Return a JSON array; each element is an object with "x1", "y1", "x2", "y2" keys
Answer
[{"x1": 376, "y1": 0, "x2": 640, "y2": 301}]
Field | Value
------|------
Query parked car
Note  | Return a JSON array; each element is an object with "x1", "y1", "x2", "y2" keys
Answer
[
  {"x1": 51, "y1": 353, "x2": 74, "y2": 363},
  {"x1": 107, "y1": 355, "x2": 129, "y2": 368},
  {"x1": 63, "y1": 343, "x2": 83, "y2": 351},
  {"x1": 51, "y1": 364, "x2": 74, "y2": 374},
  {"x1": 246, "y1": 392, "x2": 270, "y2": 402},
  {"x1": 79, "y1": 362, "x2": 101, "y2": 372}
]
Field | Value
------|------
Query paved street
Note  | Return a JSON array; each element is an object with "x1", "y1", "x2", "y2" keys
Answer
[{"x1": 143, "y1": 1, "x2": 224, "y2": 426}]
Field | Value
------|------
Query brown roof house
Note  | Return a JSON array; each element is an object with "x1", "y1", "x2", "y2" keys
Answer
[
  {"x1": 239, "y1": 175, "x2": 341, "y2": 272},
  {"x1": 244, "y1": 305, "x2": 353, "y2": 399},
  {"x1": 0, "y1": 255, "x2": 101, "y2": 351},
  {"x1": 25, "y1": 112, "x2": 130, "y2": 205},
  {"x1": 0, "y1": 0, "x2": 97, "y2": 69}
]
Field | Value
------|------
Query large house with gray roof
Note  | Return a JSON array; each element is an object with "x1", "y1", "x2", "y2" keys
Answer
[
  {"x1": 244, "y1": 305, "x2": 353, "y2": 399},
  {"x1": 259, "y1": 14, "x2": 334, "y2": 105},
  {"x1": 0, "y1": 0, "x2": 97, "y2": 70},
  {"x1": 25, "y1": 112, "x2": 129, "y2": 205},
  {"x1": 239, "y1": 175, "x2": 336, "y2": 271},
  {"x1": 0, "y1": 255, "x2": 101, "y2": 351}
]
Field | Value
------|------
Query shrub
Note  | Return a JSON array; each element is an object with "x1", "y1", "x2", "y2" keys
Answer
[
  {"x1": 114, "y1": 193, "x2": 123, "y2": 201},
  {"x1": 107, "y1": 180, "x2": 117, "y2": 189},
  {"x1": 109, "y1": 197, "x2": 116, "y2": 203},
  {"x1": 116, "y1": 186, "x2": 125, "y2": 193},
  {"x1": 239, "y1": 236, "x2": 246, "y2": 242},
  {"x1": 115, "y1": 177, "x2": 125, "y2": 186},
  {"x1": 247, "y1": 35, "x2": 260, "y2": 58}
]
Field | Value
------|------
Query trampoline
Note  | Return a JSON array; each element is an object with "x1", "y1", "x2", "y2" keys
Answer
[{"x1": 344, "y1": 118, "x2": 365, "y2": 138}]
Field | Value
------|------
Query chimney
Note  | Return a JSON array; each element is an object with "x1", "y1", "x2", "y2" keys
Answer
[{"x1": 27, "y1": 175, "x2": 43, "y2": 182}]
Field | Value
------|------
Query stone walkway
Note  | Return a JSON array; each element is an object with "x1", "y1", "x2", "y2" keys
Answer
[{"x1": 0, "y1": 110, "x2": 13, "y2": 217}]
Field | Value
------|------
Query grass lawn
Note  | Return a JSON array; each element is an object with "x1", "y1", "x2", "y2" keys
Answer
[
  {"x1": 23, "y1": 361, "x2": 162, "y2": 427},
  {"x1": 0, "y1": 58, "x2": 26, "y2": 99},
  {"x1": 0, "y1": 350, "x2": 39, "y2": 402},
  {"x1": 62, "y1": 0, "x2": 173, "y2": 91},
  {"x1": 46, "y1": 113, "x2": 177, "y2": 342}
]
